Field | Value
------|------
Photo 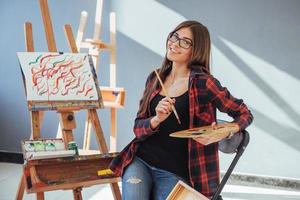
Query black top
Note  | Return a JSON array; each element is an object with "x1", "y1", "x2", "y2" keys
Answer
[{"x1": 136, "y1": 91, "x2": 190, "y2": 180}]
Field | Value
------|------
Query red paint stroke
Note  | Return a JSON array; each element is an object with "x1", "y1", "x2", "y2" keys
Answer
[
  {"x1": 84, "y1": 85, "x2": 93, "y2": 96},
  {"x1": 29, "y1": 54, "x2": 93, "y2": 98}
]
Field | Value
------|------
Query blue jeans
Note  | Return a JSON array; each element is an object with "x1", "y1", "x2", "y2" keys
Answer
[{"x1": 122, "y1": 157, "x2": 185, "y2": 200}]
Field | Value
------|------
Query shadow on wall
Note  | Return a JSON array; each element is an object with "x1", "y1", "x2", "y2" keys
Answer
[
  {"x1": 156, "y1": 0, "x2": 300, "y2": 80},
  {"x1": 214, "y1": 37, "x2": 300, "y2": 152},
  {"x1": 154, "y1": 0, "x2": 300, "y2": 150},
  {"x1": 116, "y1": 31, "x2": 163, "y2": 149}
]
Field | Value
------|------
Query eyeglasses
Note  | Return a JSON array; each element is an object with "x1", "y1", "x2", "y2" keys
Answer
[{"x1": 168, "y1": 32, "x2": 193, "y2": 49}]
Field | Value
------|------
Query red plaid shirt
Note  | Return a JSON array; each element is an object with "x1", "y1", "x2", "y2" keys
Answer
[{"x1": 110, "y1": 69, "x2": 253, "y2": 197}]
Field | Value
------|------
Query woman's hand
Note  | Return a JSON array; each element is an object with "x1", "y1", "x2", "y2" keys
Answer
[
  {"x1": 193, "y1": 122, "x2": 240, "y2": 145},
  {"x1": 150, "y1": 97, "x2": 175, "y2": 129},
  {"x1": 193, "y1": 122, "x2": 217, "y2": 144}
]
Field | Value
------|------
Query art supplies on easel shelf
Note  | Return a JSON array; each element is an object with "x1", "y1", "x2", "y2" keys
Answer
[
  {"x1": 23, "y1": 153, "x2": 120, "y2": 193},
  {"x1": 21, "y1": 139, "x2": 77, "y2": 161}
]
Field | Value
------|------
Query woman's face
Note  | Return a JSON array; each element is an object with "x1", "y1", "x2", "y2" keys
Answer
[{"x1": 166, "y1": 27, "x2": 193, "y2": 65}]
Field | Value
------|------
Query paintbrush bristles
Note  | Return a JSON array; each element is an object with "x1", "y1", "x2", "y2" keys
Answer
[{"x1": 154, "y1": 69, "x2": 181, "y2": 125}]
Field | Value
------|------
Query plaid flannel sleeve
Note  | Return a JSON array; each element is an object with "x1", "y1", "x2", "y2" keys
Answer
[
  {"x1": 133, "y1": 71, "x2": 159, "y2": 140},
  {"x1": 206, "y1": 76, "x2": 253, "y2": 130}
]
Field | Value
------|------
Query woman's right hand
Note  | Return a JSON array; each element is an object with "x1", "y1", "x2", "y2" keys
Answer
[{"x1": 150, "y1": 97, "x2": 175, "y2": 129}]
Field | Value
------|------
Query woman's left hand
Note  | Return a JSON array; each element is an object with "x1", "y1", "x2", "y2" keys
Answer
[
  {"x1": 193, "y1": 122, "x2": 217, "y2": 144},
  {"x1": 192, "y1": 122, "x2": 240, "y2": 145}
]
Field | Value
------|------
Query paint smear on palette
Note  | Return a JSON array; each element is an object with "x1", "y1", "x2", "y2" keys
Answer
[{"x1": 17, "y1": 52, "x2": 99, "y2": 101}]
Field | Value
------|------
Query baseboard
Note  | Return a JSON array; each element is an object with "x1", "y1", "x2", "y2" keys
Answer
[
  {"x1": 221, "y1": 171, "x2": 300, "y2": 190},
  {"x1": 0, "y1": 151, "x2": 24, "y2": 164}
]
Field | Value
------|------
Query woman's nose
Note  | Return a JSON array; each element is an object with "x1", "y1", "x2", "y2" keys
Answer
[{"x1": 171, "y1": 40, "x2": 180, "y2": 48}]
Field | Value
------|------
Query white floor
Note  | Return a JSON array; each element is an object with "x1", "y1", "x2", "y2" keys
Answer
[{"x1": 1, "y1": 162, "x2": 300, "y2": 200}]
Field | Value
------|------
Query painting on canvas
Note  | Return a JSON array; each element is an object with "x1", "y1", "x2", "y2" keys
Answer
[{"x1": 17, "y1": 52, "x2": 103, "y2": 110}]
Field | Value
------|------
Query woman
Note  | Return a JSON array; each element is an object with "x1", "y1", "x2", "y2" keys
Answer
[{"x1": 110, "y1": 20, "x2": 253, "y2": 200}]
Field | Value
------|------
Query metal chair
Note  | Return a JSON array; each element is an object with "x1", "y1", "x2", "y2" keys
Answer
[{"x1": 211, "y1": 128, "x2": 250, "y2": 200}]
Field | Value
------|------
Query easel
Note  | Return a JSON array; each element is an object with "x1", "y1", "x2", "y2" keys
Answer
[
  {"x1": 15, "y1": 0, "x2": 121, "y2": 199},
  {"x1": 75, "y1": 0, "x2": 125, "y2": 153}
]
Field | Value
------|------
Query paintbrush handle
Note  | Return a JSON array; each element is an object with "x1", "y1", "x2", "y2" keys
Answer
[
  {"x1": 171, "y1": 104, "x2": 181, "y2": 124},
  {"x1": 154, "y1": 69, "x2": 181, "y2": 124},
  {"x1": 154, "y1": 69, "x2": 168, "y2": 95}
]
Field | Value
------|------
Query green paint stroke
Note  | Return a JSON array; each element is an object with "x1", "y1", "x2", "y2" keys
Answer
[
  {"x1": 28, "y1": 54, "x2": 43, "y2": 65},
  {"x1": 52, "y1": 56, "x2": 67, "y2": 67}
]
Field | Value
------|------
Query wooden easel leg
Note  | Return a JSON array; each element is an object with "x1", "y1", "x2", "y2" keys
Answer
[
  {"x1": 89, "y1": 109, "x2": 121, "y2": 200},
  {"x1": 36, "y1": 192, "x2": 45, "y2": 200},
  {"x1": 16, "y1": 111, "x2": 46, "y2": 200},
  {"x1": 16, "y1": 173, "x2": 45, "y2": 200},
  {"x1": 73, "y1": 188, "x2": 83, "y2": 200},
  {"x1": 110, "y1": 183, "x2": 122, "y2": 200},
  {"x1": 110, "y1": 108, "x2": 117, "y2": 152},
  {"x1": 89, "y1": 109, "x2": 108, "y2": 152},
  {"x1": 83, "y1": 113, "x2": 92, "y2": 150},
  {"x1": 16, "y1": 176, "x2": 25, "y2": 200},
  {"x1": 58, "y1": 112, "x2": 76, "y2": 147}
]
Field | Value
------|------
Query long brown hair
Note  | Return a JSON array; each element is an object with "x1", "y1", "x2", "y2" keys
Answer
[{"x1": 137, "y1": 20, "x2": 211, "y2": 116}]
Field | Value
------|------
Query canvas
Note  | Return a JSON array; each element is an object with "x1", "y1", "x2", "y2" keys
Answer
[{"x1": 17, "y1": 52, "x2": 103, "y2": 110}]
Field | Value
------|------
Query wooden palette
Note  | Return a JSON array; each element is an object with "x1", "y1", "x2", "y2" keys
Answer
[
  {"x1": 170, "y1": 123, "x2": 239, "y2": 145},
  {"x1": 170, "y1": 123, "x2": 239, "y2": 138}
]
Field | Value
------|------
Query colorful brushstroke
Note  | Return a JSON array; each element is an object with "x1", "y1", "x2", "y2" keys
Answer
[{"x1": 29, "y1": 54, "x2": 95, "y2": 99}]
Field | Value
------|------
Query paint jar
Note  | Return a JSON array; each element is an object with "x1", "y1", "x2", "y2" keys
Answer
[{"x1": 68, "y1": 141, "x2": 79, "y2": 156}]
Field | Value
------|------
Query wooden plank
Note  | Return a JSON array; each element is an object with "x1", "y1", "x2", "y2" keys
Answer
[
  {"x1": 23, "y1": 22, "x2": 46, "y2": 138},
  {"x1": 89, "y1": 109, "x2": 122, "y2": 200},
  {"x1": 31, "y1": 111, "x2": 44, "y2": 200},
  {"x1": 76, "y1": 11, "x2": 88, "y2": 51},
  {"x1": 16, "y1": 21, "x2": 45, "y2": 200},
  {"x1": 85, "y1": 39, "x2": 113, "y2": 50},
  {"x1": 83, "y1": 112, "x2": 92, "y2": 150},
  {"x1": 39, "y1": 0, "x2": 57, "y2": 52},
  {"x1": 166, "y1": 180, "x2": 209, "y2": 200},
  {"x1": 89, "y1": 109, "x2": 108, "y2": 153},
  {"x1": 30, "y1": 166, "x2": 42, "y2": 185},
  {"x1": 93, "y1": 0, "x2": 103, "y2": 39},
  {"x1": 100, "y1": 87, "x2": 126, "y2": 108},
  {"x1": 24, "y1": 22, "x2": 46, "y2": 133},
  {"x1": 109, "y1": 12, "x2": 117, "y2": 153},
  {"x1": 64, "y1": 24, "x2": 79, "y2": 53},
  {"x1": 58, "y1": 112, "x2": 76, "y2": 130},
  {"x1": 16, "y1": 176, "x2": 25, "y2": 200},
  {"x1": 31, "y1": 111, "x2": 40, "y2": 140},
  {"x1": 110, "y1": 182, "x2": 122, "y2": 200},
  {"x1": 109, "y1": 12, "x2": 116, "y2": 62},
  {"x1": 59, "y1": 112, "x2": 76, "y2": 147},
  {"x1": 73, "y1": 188, "x2": 83, "y2": 200},
  {"x1": 36, "y1": 192, "x2": 45, "y2": 200},
  {"x1": 110, "y1": 108, "x2": 117, "y2": 152},
  {"x1": 24, "y1": 22, "x2": 34, "y2": 52}
]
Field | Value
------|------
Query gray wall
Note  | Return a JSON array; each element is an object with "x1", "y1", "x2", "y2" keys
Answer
[{"x1": 1, "y1": 0, "x2": 299, "y2": 179}]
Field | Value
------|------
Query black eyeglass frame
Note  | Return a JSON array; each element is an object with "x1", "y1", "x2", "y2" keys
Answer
[{"x1": 168, "y1": 32, "x2": 193, "y2": 49}]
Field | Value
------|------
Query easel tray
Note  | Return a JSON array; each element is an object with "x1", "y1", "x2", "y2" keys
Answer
[{"x1": 23, "y1": 153, "x2": 120, "y2": 193}]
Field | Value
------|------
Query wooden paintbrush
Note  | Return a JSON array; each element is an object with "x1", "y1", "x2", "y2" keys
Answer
[{"x1": 154, "y1": 69, "x2": 181, "y2": 125}]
